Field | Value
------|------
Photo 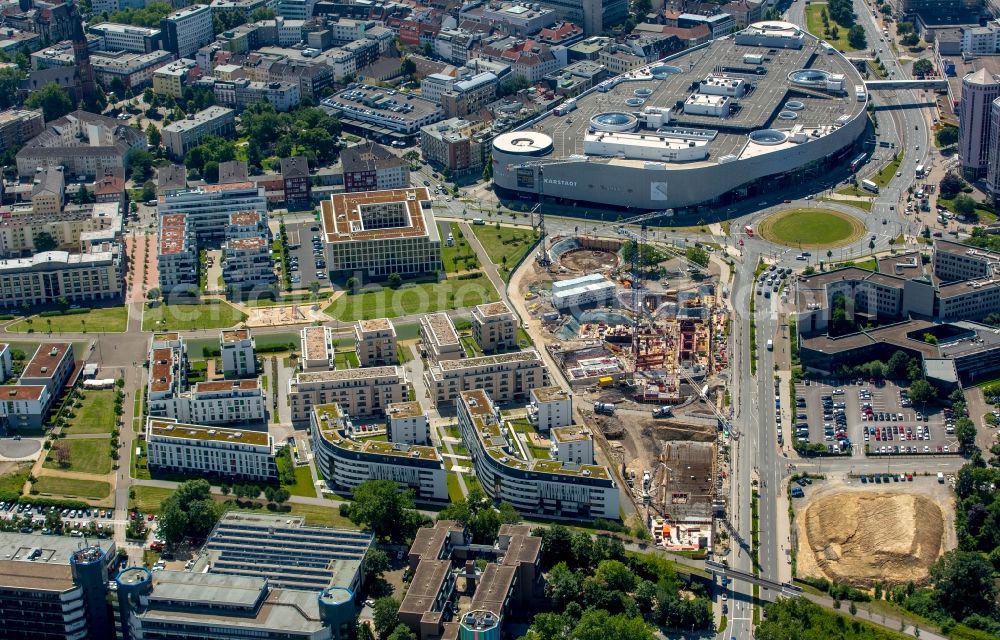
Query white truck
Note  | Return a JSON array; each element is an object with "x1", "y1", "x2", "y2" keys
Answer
[{"x1": 766, "y1": 339, "x2": 773, "y2": 351}]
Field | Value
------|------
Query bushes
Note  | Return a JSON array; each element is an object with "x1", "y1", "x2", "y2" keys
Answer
[
  {"x1": 796, "y1": 576, "x2": 871, "y2": 601},
  {"x1": 38, "y1": 308, "x2": 89, "y2": 317}
]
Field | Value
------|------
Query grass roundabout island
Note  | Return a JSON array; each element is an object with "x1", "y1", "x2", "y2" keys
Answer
[{"x1": 757, "y1": 208, "x2": 865, "y2": 249}]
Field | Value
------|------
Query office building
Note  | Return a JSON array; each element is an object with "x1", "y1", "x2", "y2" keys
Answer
[
  {"x1": 420, "y1": 312, "x2": 463, "y2": 363},
  {"x1": 327, "y1": 84, "x2": 444, "y2": 137},
  {"x1": 0, "y1": 109, "x2": 43, "y2": 155},
  {"x1": 146, "y1": 416, "x2": 277, "y2": 480},
  {"x1": 458, "y1": 389, "x2": 619, "y2": 519},
  {"x1": 159, "y1": 181, "x2": 267, "y2": 243},
  {"x1": 320, "y1": 188, "x2": 443, "y2": 278},
  {"x1": 161, "y1": 4, "x2": 214, "y2": 58},
  {"x1": 90, "y1": 49, "x2": 174, "y2": 91},
  {"x1": 281, "y1": 156, "x2": 311, "y2": 208},
  {"x1": 288, "y1": 366, "x2": 408, "y2": 422},
  {"x1": 157, "y1": 213, "x2": 197, "y2": 294},
  {"x1": 89, "y1": 22, "x2": 161, "y2": 53},
  {"x1": 420, "y1": 118, "x2": 492, "y2": 174},
  {"x1": 0, "y1": 535, "x2": 116, "y2": 640},
  {"x1": 221, "y1": 328, "x2": 257, "y2": 377},
  {"x1": 472, "y1": 302, "x2": 517, "y2": 353},
  {"x1": 30, "y1": 166, "x2": 65, "y2": 215},
  {"x1": 958, "y1": 69, "x2": 1000, "y2": 181},
  {"x1": 386, "y1": 401, "x2": 429, "y2": 445},
  {"x1": 300, "y1": 325, "x2": 336, "y2": 371},
  {"x1": 355, "y1": 318, "x2": 398, "y2": 366},
  {"x1": 0, "y1": 245, "x2": 123, "y2": 308},
  {"x1": 527, "y1": 386, "x2": 572, "y2": 431},
  {"x1": 311, "y1": 402, "x2": 447, "y2": 500},
  {"x1": 113, "y1": 568, "x2": 356, "y2": 640},
  {"x1": 424, "y1": 350, "x2": 550, "y2": 407},
  {"x1": 440, "y1": 72, "x2": 498, "y2": 118},
  {"x1": 162, "y1": 106, "x2": 236, "y2": 159},
  {"x1": 16, "y1": 110, "x2": 146, "y2": 178},
  {"x1": 342, "y1": 143, "x2": 409, "y2": 193},
  {"x1": 153, "y1": 58, "x2": 198, "y2": 98}
]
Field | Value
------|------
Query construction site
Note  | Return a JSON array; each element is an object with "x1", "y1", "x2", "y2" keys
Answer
[{"x1": 514, "y1": 215, "x2": 732, "y2": 552}]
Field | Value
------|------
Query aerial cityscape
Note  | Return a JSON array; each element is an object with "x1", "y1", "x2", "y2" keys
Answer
[{"x1": 0, "y1": 0, "x2": 998, "y2": 638}]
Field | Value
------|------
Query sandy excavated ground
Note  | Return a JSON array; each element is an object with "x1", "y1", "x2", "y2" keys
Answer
[{"x1": 797, "y1": 487, "x2": 946, "y2": 587}]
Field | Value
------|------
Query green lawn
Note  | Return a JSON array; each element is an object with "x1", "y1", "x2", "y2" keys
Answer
[
  {"x1": 441, "y1": 424, "x2": 461, "y2": 439},
  {"x1": 324, "y1": 274, "x2": 499, "y2": 321},
  {"x1": 460, "y1": 335, "x2": 483, "y2": 358},
  {"x1": 805, "y1": 3, "x2": 862, "y2": 52},
  {"x1": 8, "y1": 306, "x2": 128, "y2": 333},
  {"x1": 759, "y1": 209, "x2": 865, "y2": 248},
  {"x1": 470, "y1": 225, "x2": 538, "y2": 281},
  {"x1": 65, "y1": 390, "x2": 118, "y2": 435},
  {"x1": 44, "y1": 438, "x2": 112, "y2": 475},
  {"x1": 0, "y1": 463, "x2": 31, "y2": 495},
  {"x1": 937, "y1": 196, "x2": 998, "y2": 224},
  {"x1": 33, "y1": 476, "x2": 111, "y2": 499},
  {"x1": 396, "y1": 343, "x2": 414, "y2": 364},
  {"x1": 283, "y1": 465, "x2": 316, "y2": 498},
  {"x1": 334, "y1": 350, "x2": 360, "y2": 369},
  {"x1": 447, "y1": 472, "x2": 464, "y2": 503},
  {"x1": 874, "y1": 153, "x2": 904, "y2": 188},
  {"x1": 441, "y1": 222, "x2": 480, "y2": 273},
  {"x1": 142, "y1": 301, "x2": 247, "y2": 331},
  {"x1": 131, "y1": 486, "x2": 172, "y2": 513}
]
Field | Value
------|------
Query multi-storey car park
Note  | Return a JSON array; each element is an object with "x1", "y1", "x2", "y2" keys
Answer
[{"x1": 491, "y1": 21, "x2": 870, "y2": 211}]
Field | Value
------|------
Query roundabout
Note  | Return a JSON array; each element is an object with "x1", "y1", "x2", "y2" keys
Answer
[{"x1": 757, "y1": 208, "x2": 866, "y2": 249}]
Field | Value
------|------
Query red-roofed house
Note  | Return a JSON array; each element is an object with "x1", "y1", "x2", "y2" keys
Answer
[
  {"x1": 478, "y1": 39, "x2": 566, "y2": 83},
  {"x1": 537, "y1": 22, "x2": 584, "y2": 47}
]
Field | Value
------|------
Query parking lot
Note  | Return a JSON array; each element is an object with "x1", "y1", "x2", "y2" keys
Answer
[
  {"x1": 284, "y1": 220, "x2": 327, "y2": 289},
  {"x1": 795, "y1": 379, "x2": 959, "y2": 458},
  {"x1": 0, "y1": 501, "x2": 119, "y2": 537},
  {"x1": 755, "y1": 263, "x2": 792, "y2": 300}
]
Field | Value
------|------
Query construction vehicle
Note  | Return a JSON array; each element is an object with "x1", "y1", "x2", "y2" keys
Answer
[
  {"x1": 594, "y1": 402, "x2": 616, "y2": 416},
  {"x1": 652, "y1": 406, "x2": 673, "y2": 418}
]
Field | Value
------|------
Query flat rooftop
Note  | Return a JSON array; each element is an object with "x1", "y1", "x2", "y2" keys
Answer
[
  {"x1": 387, "y1": 401, "x2": 424, "y2": 419},
  {"x1": 321, "y1": 187, "x2": 434, "y2": 243},
  {"x1": 227, "y1": 237, "x2": 267, "y2": 250},
  {"x1": 475, "y1": 301, "x2": 514, "y2": 318},
  {"x1": 534, "y1": 35, "x2": 865, "y2": 166},
  {"x1": 328, "y1": 84, "x2": 443, "y2": 126},
  {"x1": 22, "y1": 343, "x2": 71, "y2": 379},
  {"x1": 437, "y1": 349, "x2": 541, "y2": 372},
  {"x1": 221, "y1": 329, "x2": 250, "y2": 343},
  {"x1": 0, "y1": 385, "x2": 45, "y2": 401},
  {"x1": 470, "y1": 563, "x2": 515, "y2": 614},
  {"x1": 551, "y1": 426, "x2": 591, "y2": 442},
  {"x1": 194, "y1": 379, "x2": 260, "y2": 393},
  {"x1": 532, "y1": 386, "x2": 570, "y2": 403},
  {"x1": 295, "y1": 366, "x2": 402, "y2": 384},
  {"x1": 148, "y1": 418, "x2": 270, "y2": 446},
  {"x1": 423, "y1": 312, "x2": 460, "y2": 347},
  {"x1": 399, "y1": 559, "x2": 451, "y2": 615},
  {"x1": 358, "y1": 318, "x2": 393, "y2": 333},
  {"x1": 800, "y1": 320, "x2": 939, "y2": 358},
  {"x1": 313, "y1": 403, "x2": 440, "y2": 461},
  {"x1": 301, "y1": 326, "x2": 332, "y2": 362},
  {"x1": 230, "y1": 210, "x2": 261, "y2": 226}
]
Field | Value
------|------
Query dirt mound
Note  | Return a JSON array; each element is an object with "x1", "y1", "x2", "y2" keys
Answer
[{"x1": 800, "y1": 492, "x2": 944, "y2": 587}]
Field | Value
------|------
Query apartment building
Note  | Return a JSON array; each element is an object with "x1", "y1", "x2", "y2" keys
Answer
[
  {"x1": 355, "y1": 318, "x2": 398, "y2": 366},
  {"x1": 550, "y1": 426, "x2": 594, "y2": 465},
  {"x1": 441, "y1": 72, "x2": 498, "y2": 118},
  {"x1": 420, "y1": 312, "x2": 463, "y2": 363},
  {"x1": 420, "y1": 118, "x2": 492, "y2": 174},
  {"x1": 153, "y1": 58, "x2": 198, "y2": 98},
  {"x1": 320, "y1": 188, "x2": 443, "y2": 278},
  {"x1": 227, "y1": 210, "x2": 268, "y2": 239},
  {"x1": 163, "y1": 106, "x2": 236, "y2": 159},
  {"x1": 300, "y1": 325, "x2": 335, "y2": 371},
  {"x1": 527, "y1": 386, "x2": 572, "y2": 431},
  {"x1": 0, "y1": 384, "x2": 52, "y2": 430},
  {"x1": 281, "y1": 156, "x2": 311, "y2": 209},
  {"x1": 159, "y1": 181, "x2": 267, "y2": 243},
  {"x1": 160, "y1": 4, "x2": 214, "y2": 58},
  {"x1": 386, "y1": 401, "x2": 429, "y2": 445},
  {"x1": 0, "y1": 109, "x2": 43, "y2": 155},
  {"x1": 91, "y1": 49, "x2": 174, "y2": 90},
  {"x1": 0, "y1": 537, "x2": 117, "y2": 640},
  {"x1": 20, "y1": 342, "x2": 75, "y2": 398},
  {"x1": 157, "y1": 213, "x2": 197, "y2": 294},
  {"x1": 424, "y1": 350, "x2": 550, "y2": 407},
  {"x1": 341, "y1": 143, "x2": 409, "y2": 193},
  {"x1": 958, "y1": 69, "x2": 1000, "y2": 181},
  {"x1": 89, "y1": 22, "x2": 161, "y2": 53},
  {"x1": 458, "y1": 388, "x2": 619, "y2": 519},
  {"x1": 0, "y1": 245, "x2": 123, "y2": 308},
  {"x1": 220, "y1": 328, "x2": 256, "y2": 377},
  {"x1": 397, "y1": 558, "x2": 455, "y2": 639},
  {"x1": 326, "y1": 38, "x2": 380, "y2": 81},
  {"x1": 146, "y1": 416, "x2": 276, "y2": 480},
  {"x1": 472, "y1": 301, "x2": 517, "y2": 353},
  {"x1": 222, "y1": 236, "x2": 275, "y2": 290},
  {"x1": 288, "y1": 367, "x2": 408, "y2": 422},
  {"x1": 476, "y1": 38, "x2": 565, "y2": 83},
  {"x1": 30, "y1": 166, "x2": 65, "y2": 216},
  {"x1": 16, "y1": 110, "x2": 146, "y2": 178},
  {"x1": 310, "y1": 402, "x2": 447, "y2": 500},
  {"x1": 962, "y1": 23, "x2": 1000, "y2": 55}
]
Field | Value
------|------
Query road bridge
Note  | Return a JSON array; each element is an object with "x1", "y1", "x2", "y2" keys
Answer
[{"x1": 864, "y1": 79, "x2": 949, "y2": 91}]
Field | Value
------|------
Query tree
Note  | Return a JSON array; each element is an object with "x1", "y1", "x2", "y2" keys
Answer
[
  {"x1": 141, "y1": 180, "x2": 157, "y2": 203},
  {"x1": 912, "y1": 59, "x2": 934, "y2": 76},
  {"x1": 44, "y1": 509, "x2": 62, "y2": 531},
  {"x1": 386, "y1": 624, "x2": 417, "y2": 640},
  {"x1": 204, "y1": 160, "x2": 220, "y2": 184},
  {"x1": 685, "y1": 246, "x2": 710, "y2": 268},
  {"x1": 346, "y1": 276, "x2": 358, "y2": 291},
  {"x1": 953, "y1": 194, "x2": 977, "y2": 218},
  {"x1": 545, "y1": 562, "x2": 582, "y2": 608},
  {"x1": 593, "y1": 559, "x2": 637, "y2": 593},
  {"x1": 271, "y1": 488, "x2": 290, "y2": 504},
  {"x1": 847, "y1": 25, "x2": 867, "y2": 49},
  {"x1": 633, "y1": 0, "x2": 652, "y2": 15},
  {"x1": 954, "y1": 417, "x2": 977, "y2": 452},
  {"x1": 126, "y1": 148, "x2": 154, "y2": 182},
  {"x1": 250, "y1": 6, "x2": 275, "y2": 20},
  {"x1": 929, "y1": 550, "x2": 997, "y2": 620},
  {"x1": 400, "y1": 57, "x2": 417, "y2": 78},
  {"x1": 908, "y1": 379, "x2": 937, "y2": 406},
  {"x1": 897, "y1": 21, "x2": 914, "y2": 34},
  {"x1": 358, "y1": 623, "x2": 376, "y2": 640},
  {"x1": 363, "y1": 548, "x2": 392, "y2": 585},
  {"x1": 25, "y1": 82, "x2": 73, "y2": 121},
  {"x1": 935, "y1": 126, "x2": 958, "y2": 147},
  {"x1": 146, "y1": 122, "x2": 161, "y2": 148},
  {"x1": 348, "y1": 480, "x2": 419, "y2": 542},
  {"x1": 387, "y1": 272, "x2": 402, "y2": 289},
  {"x1": 939, "y1": 173, "x2": 964, "y2": 198},
  {"x1": 0, "y1": 67, "x2": 26, "y2": 109},
  {"x1": 572, "y1": 609, "x2": 655, "y2": 640},
  {"x1": 922, "y1": 332, "x2": 938, "y2": 345},
  {"x1": 34, "y1": 232, "x2": 57, "y2": 252},
  {"x1": 372, "y1": 597, "x2": 401, "y2": 640},
  {"x1": 157, "y1": 479, "x2": 221, "y2": 544},
  {"x1": 500, "y1": 75, "x2": 530, "y2": 96},
  {"x1": 75, "y1": 183, "x2": 93, "y2": 204},
  {"x1": 902, "y1": 32, "x2": 920, "y2": 46}
]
